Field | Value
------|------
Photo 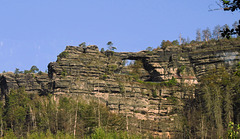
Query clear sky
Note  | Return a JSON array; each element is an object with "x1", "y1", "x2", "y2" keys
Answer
[{"x1": 0, "y1": 0, "x2": 239, "y2": 72}]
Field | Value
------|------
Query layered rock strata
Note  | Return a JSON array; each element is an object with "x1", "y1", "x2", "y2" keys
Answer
[{"x1": 1, "y1": 39, "x2": 240, "y2": 137}]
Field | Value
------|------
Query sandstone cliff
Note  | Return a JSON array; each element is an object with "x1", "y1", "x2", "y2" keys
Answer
[{"x1": 1, "y1": 38, "x2": 240, "y2": 137}]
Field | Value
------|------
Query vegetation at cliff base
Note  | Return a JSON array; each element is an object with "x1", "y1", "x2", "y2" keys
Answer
[
  {"x1": 179, "y1": 66, "x2": 240, "y2": 138},
  {"x1": 0, "y1": 88, "x2": 135, "y2": 138}
]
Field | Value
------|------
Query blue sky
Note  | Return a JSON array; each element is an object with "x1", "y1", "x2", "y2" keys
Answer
[{"x1": 0, "y1": 0, "x2": 239, "y2": 72}]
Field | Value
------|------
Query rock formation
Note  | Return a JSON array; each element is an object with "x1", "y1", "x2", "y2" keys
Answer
[{"x1": 1, "y1": 38, "x2": 240, "y2": 137}]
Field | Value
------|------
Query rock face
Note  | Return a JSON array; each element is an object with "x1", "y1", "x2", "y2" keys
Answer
[
  {"x1": 1, "y1": 39, "x2": 240, "y2": 137},
  {"x1": 0, "y1": 72, "x2": 50, "y2": 96}
]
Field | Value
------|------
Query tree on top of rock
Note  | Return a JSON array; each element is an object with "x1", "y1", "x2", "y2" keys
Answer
[
  {"x1": 79, "y1": 42, "x2": 86, "y2": 48},
  {"x1": 161, "y1": 40, "x2": 172, "y2": 49},
  {"x1": 202, "y1": 27, "x2": 212, "y2": 42},
  {"x1": 107, "y1": 41, "x2": 116, "y2": 51},
  {"x1": 212, "y1": 25, "x2": 221, "y2": 40},
  {"x1": 172, "y1": 40, "x2": 179, "y2": 46},
  {"x1": 30, "y1": 65, "x2": 39, "y2": 73},
  {"x1": 146, "y1": 46, "x2": 153, "y2": 51},
  {"x1": 196, "y1": 29, "x2": 201, "y2": 41},
  {"x1": 14, "y1": 68, "x2": 20, "y2": 75}
]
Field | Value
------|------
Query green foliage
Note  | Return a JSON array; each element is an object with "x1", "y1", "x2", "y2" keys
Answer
[
  {"x1": 167, "y1": 96, "x2": 178, "y2": 104},
  {"x1": 137, "y1": 76, "x2": 177, "y2": 88},
  {"x1": 0, "y1": 88, "x2": 127, "y2": 138},
  {"x1": 119, "y1": 82, "x2": 125, "y2": 94},
  {"x1": 4, "y1": 87, "x2": 30, "y2": 136},
  {"x1": 61, "y1": 69, "x2": 67, "y2": 76},
  {"x1": 100, "y1": 48, "x2": 105, "y2": 53},
  {"x1": 220, "y1": 1, "x2": 240, "y2": 38},
  {"x1": 105, "y1": 50, "x2": 115, "y2": 57},
  {"x1": 179, "y1": 65, "x2": 186, "y2": 72},
  {"x1": 58, "y1": 51, "x2": 69, "y2": 59},
  {"x1": 234, "y1": 62, "x2": 240, "y2": 76},
  {"x1": 23, "y1": 66, "x2": 40, "y2": 74},
  {"x1": 159, "y1": 39, "x2": 181, "y2": 49},
  {"x1": 129, "y1": 60, "x2": 143, "y2": 76},
  {"x1": 88, "y1": 127, "x2": 142, "y2": 139},
  {"x1": 79, "y1": 42, "x2": 86, "y2": 48},
  {"x1": 161, "y1": 40, "x2": 172, "y2": 49},
  {"x1": 89, "y1": 127, "x2": 106, "y2": 139},
  {"x1": 137, "y1": 79, "x2": 144, "y2": 84},
  {"x1": 2, "y1": 130, "x2": 74, "y2": 139},
  {"x1": 2, "y1": 130, "x2": 17, "y2": 139},
  {"x1": 127, "y1": 60, "x2": 145, "y2": 81},
  {"x1": 1, "y1": 128, "x2": 145, "y2": 139},
  {"x1": 146, "y1": 46, "x2": 153, "y2": 51},
  {"x1": 201, "y1": 68, "x2": 235, "y2": 137},
  {"x1": 181, "y1": 67, "x2": 240, "y2": 138},
  {"x1": 164, "y1": 76, "x2": 177, "y2": 87},
  {"x1": 107, "y1": 41, "x2": 113, "y2": 46},
  {"x1": 107, "y1": 41, "x2": 116, "y2": 51},
  {"x1": 14, "y1": 68, "x2": 20, "y2": 75},
  {"x1": 228, "y1": 122, "x2": 240, "y2": 139},
  {"x1": 108, "y1": 64, "x2": 118, "y2": 72},
  {"x1": 30, "y1": 65, "x2": 39, "y2": 73},
  {"x1": 111, "y1": 46, "x2": 117, "y2": 50},
  {"x1": 38, "y1": 71, "x2": 43, "y2": 75},
  {"x1": 100, "y1": 74, "x2": 108, "y2": 80},
  {"x1": 172, "y1": 39, "x2": 179, "y2": 46},
  {"x1": 151, "y1": 90, "x2": 158, "y2": 98},
  {"x1": 221, "y1": 0, "x2": 240, "y2": 11},
  {"x1": 145, "y1": 51, "x2": 153, "y2": 55},
  {"x1": 24, "y1": 70, "x2": 31, "y2": 74},
  {"x1": 177, "y1": 65, "x2": 186, "y2": 76},
  {"x1": 190, "y1": 40, "x2": 197, "y2": 44}
]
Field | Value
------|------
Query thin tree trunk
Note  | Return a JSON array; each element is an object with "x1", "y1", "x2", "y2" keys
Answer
[
  {"x1": 70, "y1": 114, "x2": 72, "y2": 134},
  {"x1": 124, "y1": 83, "x2": 128, "y2": 131},
  {"x1": 0, "y1": 118, "x2": 3, "y2": 137},
  {"x1": 201, "y1": 115, "x2": 204, "y2": 139},
  {"x1": 126, "y1": 115, "x2": 128, "y2": 131},
  {"x1": 98, "y1": 81, "x2": 101, "y2": 127},
  {"x1": 73, "y1": 98, "x2": 78, "y2": 138},
  {"x1": 56, "y1": 107, "x2": 58, "y2": 132},
  {"x1": 140, "y1": 120, "x2": 142, "y2": 133},
  {"x1": 98, "y1": 97, "x2": 101, "y2": 127},
  {"x1": 30, "y1": 106, "x2": 36, "y2": 130}
]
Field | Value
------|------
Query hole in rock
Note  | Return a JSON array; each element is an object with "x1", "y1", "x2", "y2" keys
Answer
[{"x1": 121, "y1": 59, "x2": 150, "y2": 81}]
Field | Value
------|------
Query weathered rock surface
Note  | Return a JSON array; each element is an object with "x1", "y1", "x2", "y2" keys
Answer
[
  {"x1": 0, "y1": 72, "x2": 50, "y2": 98},
  {"x1": 1, "y1": 39, "x2": 240, "y2": 137}
]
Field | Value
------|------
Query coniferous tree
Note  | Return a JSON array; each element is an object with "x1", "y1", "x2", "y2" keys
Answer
[
  {"x1": 14, "y1": 68, "x2": 20, "y2": 75},
  {"x1": 4, "y1": 88, "x2": 30, "y2": 136}
]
